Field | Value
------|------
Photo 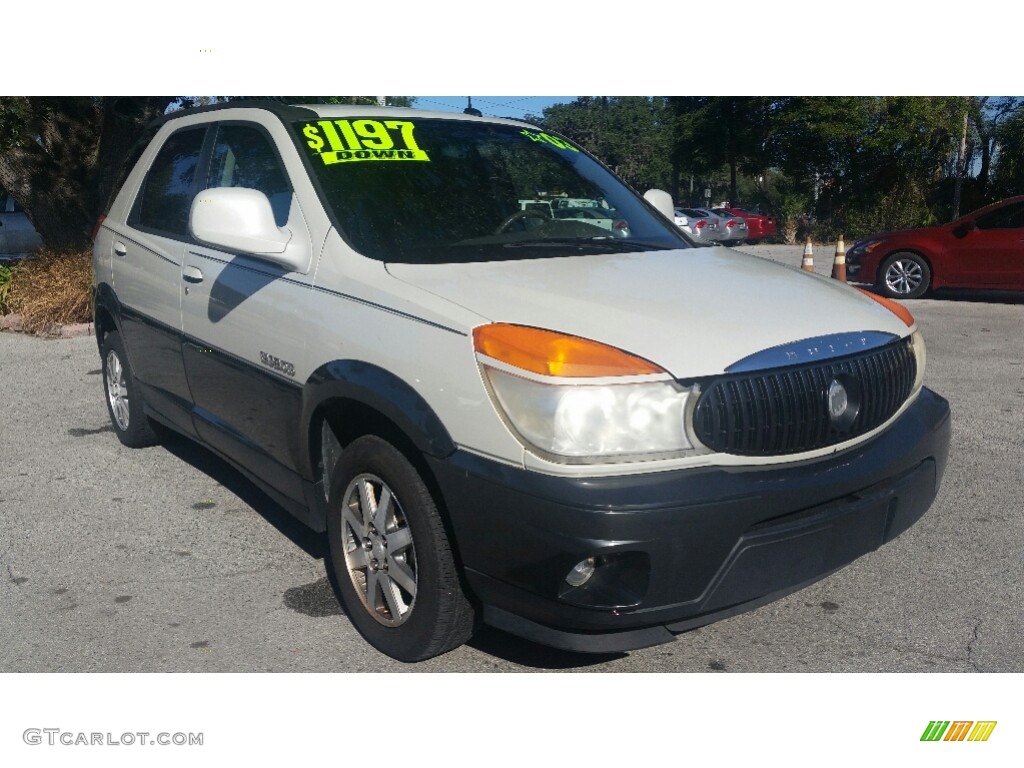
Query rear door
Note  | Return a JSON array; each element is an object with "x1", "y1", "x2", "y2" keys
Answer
[{"x1": 112, "y1": 126, "x2": 208, "y2": 434}]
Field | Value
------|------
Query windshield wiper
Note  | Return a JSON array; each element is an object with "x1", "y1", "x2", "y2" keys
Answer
[{"x1": 500, "y1": 238, "x2": 667, "y2": 251}]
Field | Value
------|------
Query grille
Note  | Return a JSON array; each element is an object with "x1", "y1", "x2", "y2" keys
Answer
[{"x1": 693, "y1": 338, "x2": 916, "y2": 456}]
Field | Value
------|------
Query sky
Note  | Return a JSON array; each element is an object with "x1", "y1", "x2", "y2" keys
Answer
[{"x1": 413, "y1": 96, "x2": 574, "y2": 120}]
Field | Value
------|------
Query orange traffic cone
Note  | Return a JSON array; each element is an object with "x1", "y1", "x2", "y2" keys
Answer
[
  {"x1": 832, "y1": 234, "x2": 847, "y2": 282},
  {"x1": 802, "y1": 238, "x2": 814, "y2": 272}
]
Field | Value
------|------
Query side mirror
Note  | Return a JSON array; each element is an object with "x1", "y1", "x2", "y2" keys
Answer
[
  {"x1": 643, "y1": 189, "x2": 676, "y2": 221},
  {"x1": 190, "y1": 188, "x2": 306, "y2": 271},
  {"x1": 951, "y1": 222, "x2": 971, "y2": 239}
]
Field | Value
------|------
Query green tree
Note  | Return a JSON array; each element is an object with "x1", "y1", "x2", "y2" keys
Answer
[
  {"x1": 990, "y1": 101, "x2": 1024, "y2": 198},
  {"x1": 0, "y1": 97, "x2": 177, "y2": 250},
  {"x1": 535, "y1": 97, "x2": 672, "y2": 192},
  {"x1": 668, "y1": 97, "x2": 782, "y2": 207},
  {"x1": 0, "y1": 96, "x2": 416, "y2": 251}
]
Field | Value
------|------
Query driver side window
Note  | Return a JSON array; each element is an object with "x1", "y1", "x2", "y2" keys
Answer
[
  {"x1": 974, "y1": 202, "x2": 1024, "y2": 230},
  {"x1": 207, "y1": 124, "x2": 293, "y2": 227}
]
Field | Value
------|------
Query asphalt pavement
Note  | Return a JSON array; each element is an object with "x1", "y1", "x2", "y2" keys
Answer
[{"x1": 1, "y1": 244, "x2": 1022, "y2": 672}]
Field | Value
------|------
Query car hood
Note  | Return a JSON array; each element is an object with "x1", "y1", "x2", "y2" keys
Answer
[
  {"x1": 854, "y1": 225, "x2": 940, "y2": 244},
  {"x1": 386, "y1": 247, "x2": 912, "y2": 378}
]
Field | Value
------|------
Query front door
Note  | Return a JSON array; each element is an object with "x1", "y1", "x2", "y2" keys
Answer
[
  {"x1": 179, "y1": 122, "x2": 314, "y2": 500},
  {"x1": 957, "y1": 201, "x2": 1024, "y2": 288}
]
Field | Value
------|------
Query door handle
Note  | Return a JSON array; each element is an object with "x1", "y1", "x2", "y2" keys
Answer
[
  {"x1": 183, "y1": 266, "x2": 204, "y2": 283},
  {"x1": 113, "y1": 242, "x2": 127, "y2": 257}
]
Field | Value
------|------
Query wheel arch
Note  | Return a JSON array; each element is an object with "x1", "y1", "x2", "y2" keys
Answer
[
  {"x1": 300, "y1": 360, "x2": 457, "y2": 486},
  {"x1": 302, "y1": 363, "x2": 469, "y2": 581},
  {"x1": 92, "y1": 282, "x2": 123, "y2": 347}
]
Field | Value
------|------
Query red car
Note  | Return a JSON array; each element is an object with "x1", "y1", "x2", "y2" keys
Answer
[
  {"x1": 846, "y1": 196, "x2": 1024, "y2": 298},
  {"x1": 721, "y1": 207, "x2": 777, "y2": 243}
]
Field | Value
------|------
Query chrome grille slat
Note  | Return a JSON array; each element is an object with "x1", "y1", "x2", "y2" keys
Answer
[{"x1": 693, "y1": 338, "x2": 916, "y2": 456}]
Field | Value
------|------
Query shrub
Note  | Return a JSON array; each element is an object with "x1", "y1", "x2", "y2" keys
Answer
[
  {"x1": 0, "y1": 263, "x2": 15, "y2": 314},
  {"x1": 6, "y1": 249, "x2": 93, "y2": 335}
]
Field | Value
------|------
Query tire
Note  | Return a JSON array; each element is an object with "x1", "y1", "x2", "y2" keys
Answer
[
  {"x1": 100, "y1": 330, "x2": 163, "y2": 448},
  {"x1": 879, "y1": 252, "x2": 931, "y2": 299},
  {"x1": 326, "y1": 434, "x2": 476, "y2": 662},
  {"x1": 746, "y1": 239, "x2": 760, "y2": 245}
]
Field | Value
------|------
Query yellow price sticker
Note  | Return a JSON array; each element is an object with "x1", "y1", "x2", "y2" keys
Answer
[
  {"x1": 302, "y1": 120, "x2": 430, "y2": 164},
  {"x1": 519, "y1": 129, "x2": 580, "y2": 152}
]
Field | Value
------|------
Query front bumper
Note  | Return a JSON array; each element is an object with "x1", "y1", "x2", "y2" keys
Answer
[{"x1": 428, "y1": 387, "x2": 951, "y2": 653}]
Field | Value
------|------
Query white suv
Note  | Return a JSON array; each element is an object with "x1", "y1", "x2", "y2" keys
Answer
[{"x1": 93, "y1": 102, "x2": 951, "y2": 661}]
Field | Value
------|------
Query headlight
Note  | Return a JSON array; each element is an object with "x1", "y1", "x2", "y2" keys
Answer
[
  {"x1": 849, "y1": 238, "x2": 885, "y2": 258},
  {"x1": 474, "y1": 324, "x2": 698, "y2": 463},
  {"x1": 911, "y1": 329, "x2": 926, "y2": 395},
  {"x1": 845, "y1": 291, "x2": 927, "y2": 403}
]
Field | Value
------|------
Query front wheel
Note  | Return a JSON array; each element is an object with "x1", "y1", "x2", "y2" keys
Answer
[
  {"x1": 326, "y1": 435, "x2": 475, "y2": 662},
  {"x1": 879, "y1": 252, "x2": 931, "y2": 299}
]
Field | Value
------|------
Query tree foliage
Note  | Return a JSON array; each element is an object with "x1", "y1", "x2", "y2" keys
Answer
[
  {"x1": 535, "y1": 95, "x2": 1024, "y2": 241},
  {"x1": 533, "y1": 97, "x2": 672, "y2": 191},
  {"x1": 3, "y1": 95, "x2": 1022, "y2": 250},
  {"x1": 0, "y1": 96, "x2": 416, "y2": 251},
  {"x1": 0, "y1": 97, "x2": 176, "y2": 249}
]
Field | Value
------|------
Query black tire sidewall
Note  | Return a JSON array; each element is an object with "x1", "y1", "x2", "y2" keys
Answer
[
  {"x1": 879, "y1": 252, "x2": 931, "y2": 299},
  {"x1": 325, "y1": 435, "x2": 463, "y2": 662},
  {"x1": 100, "y1": 330, "x2": 159, "y2": 447}
]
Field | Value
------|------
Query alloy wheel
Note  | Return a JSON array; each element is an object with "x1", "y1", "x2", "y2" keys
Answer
[
  {"x1": 339, "y1": 473, "x2": 418, "y2": 626},
  {"x1": 105, "y1": 350, "x2": 130, "y2": 431},
  {"x1": 884, "y1": 258, "x2": 924, "y2": 296}
]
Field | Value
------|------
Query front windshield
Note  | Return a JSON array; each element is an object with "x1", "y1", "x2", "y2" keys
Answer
[{"x1": 293, "y1": 116, "x2": 688, "y2": 263}]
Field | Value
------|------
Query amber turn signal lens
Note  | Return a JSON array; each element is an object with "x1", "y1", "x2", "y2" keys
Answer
[
  {"x1": 856, "y1": 288, "x2": 915, "y2": 328},
  {"x1": 473, "y1": 324, "x2": 663, "y2": 378}
]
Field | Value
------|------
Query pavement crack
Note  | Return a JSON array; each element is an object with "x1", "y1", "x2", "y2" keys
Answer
[
  {"x1": 966, "y1": 618, "x2": 983, "y2": 672},
  {"x1": 6, "y1": 562, "x2": 25, "y2": 586},
  {"x1": 832, "y1": 618, "x2": 975, "y2": 669}
]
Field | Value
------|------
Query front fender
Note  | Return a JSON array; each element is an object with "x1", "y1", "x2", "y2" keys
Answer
[{"x1": 299, "y1": 359, "x2": 457, "y2": 479}]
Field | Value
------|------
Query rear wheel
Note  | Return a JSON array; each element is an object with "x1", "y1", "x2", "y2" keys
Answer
[
  {"x1": 879, "y1": 252, "x2": 931, "y2": 299},
  {"x1": 100, "y1": 330, "x2": 162, "y2": 447},
  {"x1": 326, "y1": 435, "x2": 475, "y2": 662}
]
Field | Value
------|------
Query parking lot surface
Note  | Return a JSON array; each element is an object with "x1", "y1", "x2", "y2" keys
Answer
[{"x1": 1, "y1": 245, "x2": 1022, "y2": 672}]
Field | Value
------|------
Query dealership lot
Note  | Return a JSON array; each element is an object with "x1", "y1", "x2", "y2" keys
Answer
[{"x1": 1, "y1": 245, "x2": 1021, "y2": 672}]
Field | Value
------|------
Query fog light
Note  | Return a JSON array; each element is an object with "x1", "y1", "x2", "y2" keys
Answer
[{"x1": 565, "y1": 557, "x2": 597, "y2": 587}]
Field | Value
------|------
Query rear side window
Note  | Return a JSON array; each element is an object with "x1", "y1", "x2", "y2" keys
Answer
[
  {"x1": 133, "y1": 128, "x2": 207, "y2": 238},
  {"x1": 105, "y1": 124, "x2": 158, "y2": 215},
  {"x1": 207, "y1": 124, "x2": 292, "y2": 226}
]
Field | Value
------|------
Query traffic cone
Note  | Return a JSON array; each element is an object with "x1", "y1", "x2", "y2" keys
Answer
[
  {"x1": 802, "y1": 238, "x2": 814, "y2": 272},
  {"x1": 832, "y1": 234, "x2": 847, "y2": 281}
]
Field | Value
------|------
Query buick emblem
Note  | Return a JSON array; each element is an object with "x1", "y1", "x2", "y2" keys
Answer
[
  {"x1": 828, "y1": 379, "x2": 848, "y2": 422},
  {"x1": 826, "y1": 376, "x2": 860, "y2": 431}
]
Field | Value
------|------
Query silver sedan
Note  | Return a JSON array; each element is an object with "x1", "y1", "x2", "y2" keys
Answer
[{"x1": 674, "y1": 207, "x2": 721, "y2": 243}]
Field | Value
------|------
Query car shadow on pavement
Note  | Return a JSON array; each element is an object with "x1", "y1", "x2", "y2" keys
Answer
[
  {"x1": 851, "y1": 282, "x2": 1024, "y2": 305},
  {"x1": 925, "y1": 288, "x2": 1024, "y2": 305},
  {"x1": 160, "y1": 431, "x2": 630, "y2": 669},
  {"x1": 465, "y1": 626, "x2": 627, "y2": 669},
  {"x1": 160, "y1": 431, "x2": 327, "y2": 561}
]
